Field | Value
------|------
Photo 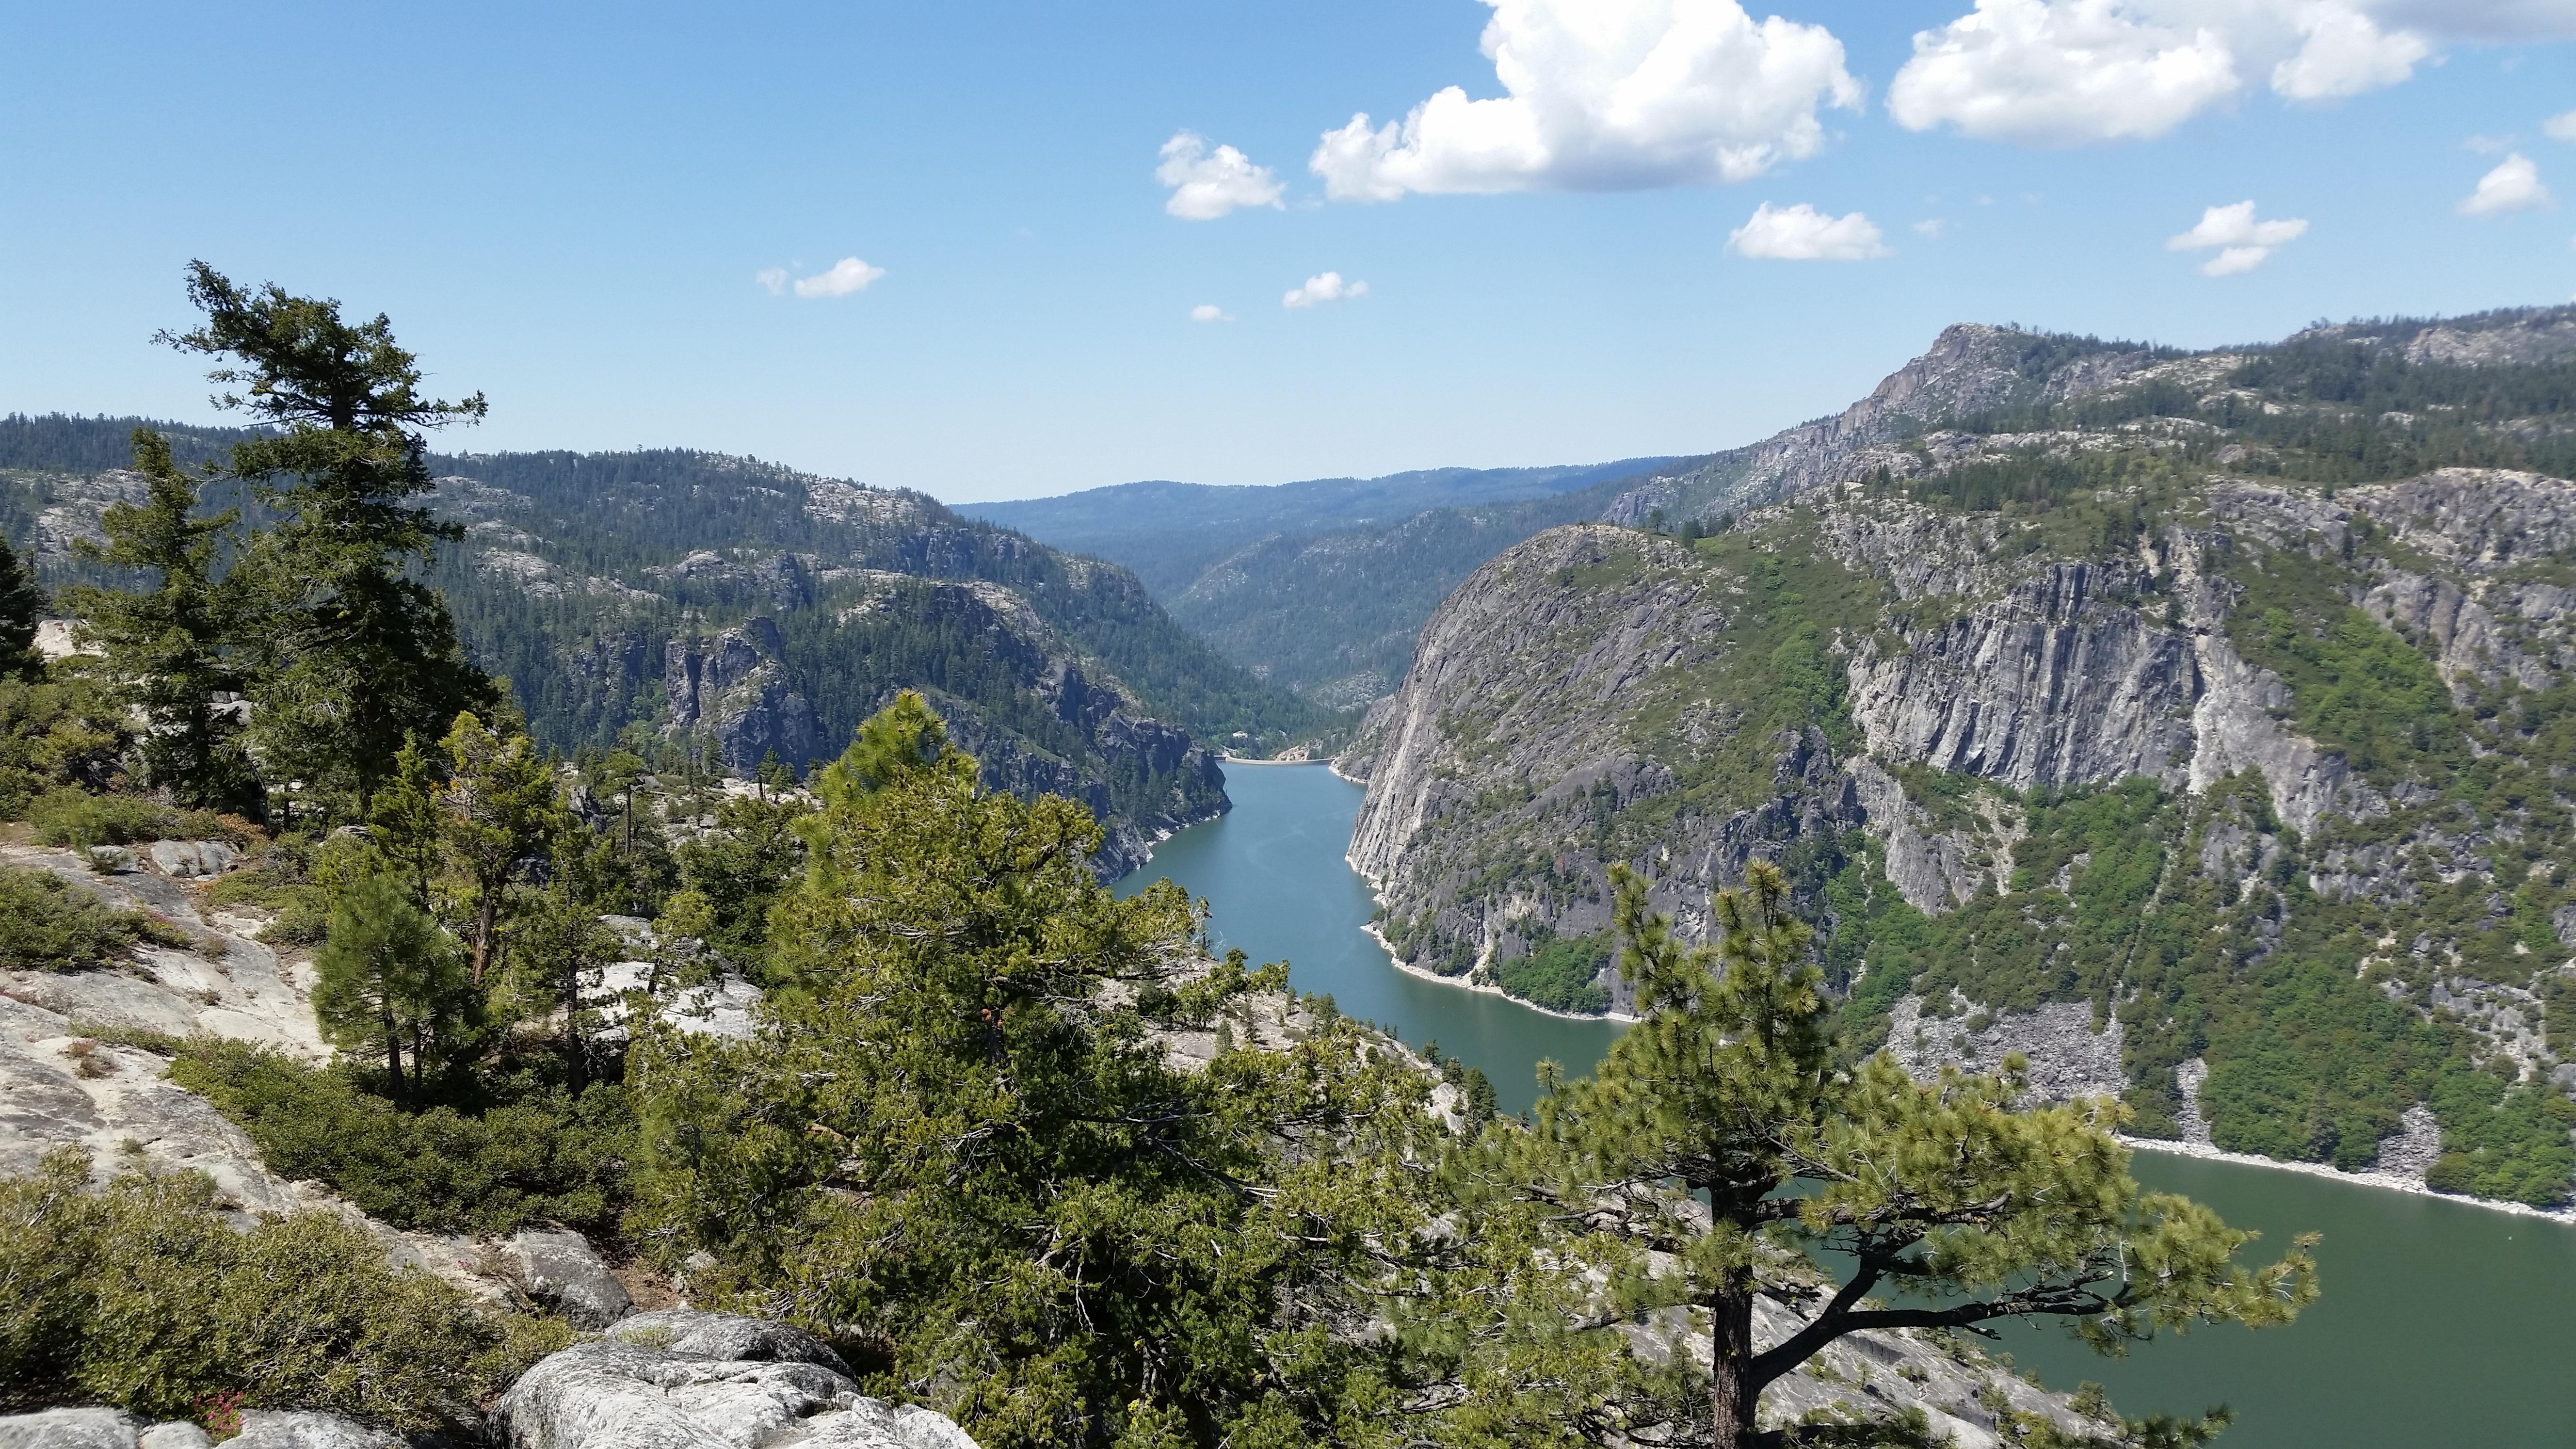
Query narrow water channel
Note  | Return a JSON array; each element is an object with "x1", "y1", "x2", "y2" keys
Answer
[{"x1": 1118, "y1": 763, "x2": 2576, "y2": 1446}]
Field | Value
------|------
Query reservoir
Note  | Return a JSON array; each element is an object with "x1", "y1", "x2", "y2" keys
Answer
[{"x1": 1121, "y1": 762, "x2": 2576, "y2": 1448}]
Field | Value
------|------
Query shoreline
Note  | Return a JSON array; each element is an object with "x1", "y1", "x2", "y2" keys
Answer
[
  {"x1": 1218, "y1": 755, "x2": 1327, "y2": 768},
  {"x1": 2116, "y1": 1134, "x2": 2576, "y2": 1226},
  {"x1": 1357, "y1": 913, "x2": 1642, "y2": 1027}
]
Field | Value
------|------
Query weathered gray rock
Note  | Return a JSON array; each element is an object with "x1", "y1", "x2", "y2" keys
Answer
[
  {"x1": 227, "y1": 1412, "x2": 399, "y2": 1449},
  {"x1": 145, "y1": 841, "x2": 238, "y2": 879},
  {"x1": 493, "y1": 1310, "x2": 978, "y2": 1449},
  {"x1": 136, "y1": 1422, "x2": 214, "y2": 1449},
  {"x1": 505, "y1": 1227, "x2": 633, "y2": 1328},
  {"x1": 0, "y1": 1409, "x2": 149, "y2": 1449}
]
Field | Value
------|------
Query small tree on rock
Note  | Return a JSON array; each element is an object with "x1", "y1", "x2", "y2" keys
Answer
[
  {"x1": 312, "y1": 873, "x2": 476, "y2": 1102},
  {"x1": 1434, "y1": 863, "x2": 2318, "y2": 1449}
]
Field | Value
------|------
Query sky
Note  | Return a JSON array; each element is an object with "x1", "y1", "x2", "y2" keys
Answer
[{"x1": 5, "y1": 1, "x2": 2576, "y2": 504}]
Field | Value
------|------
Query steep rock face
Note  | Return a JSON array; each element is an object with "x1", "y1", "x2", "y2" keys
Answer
[
  {"x1": 1344, "y1": 525, "x2": 1859, "y2": 1012},
  {"x1": 1344, "y1": 309, "x2": 2576, "y2": 1201},
  {"x1": 664, "y1": 618, "x2": 820, "y2": 773}
]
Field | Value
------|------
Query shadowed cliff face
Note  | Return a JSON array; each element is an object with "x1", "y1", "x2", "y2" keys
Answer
[{"x1": 1339, "y1": 305, "x2": 2576, "y2": 1205}]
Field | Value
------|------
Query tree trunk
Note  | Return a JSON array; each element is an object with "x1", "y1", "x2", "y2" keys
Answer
[
  {"x1": 382, "y1": 1007, "x2": 404, "y2": 1103},
  {"x1": 472, "y1": 889, "x2": 497, "y2": 985},
  {"x1": 562, "y1": 962, "x2": 586, "y2": 1094},
  {"x1": 1711, "y1": 1280, "x2": 1758, "y2": 1449}
]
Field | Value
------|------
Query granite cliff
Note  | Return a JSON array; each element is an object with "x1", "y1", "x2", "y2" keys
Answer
[{"x1": 1342, "y1": 305, "x2": 2576, "y2": 1207}]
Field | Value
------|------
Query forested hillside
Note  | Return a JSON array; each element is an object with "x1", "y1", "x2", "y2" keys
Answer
[
  {"x1": 3, "y1": 418, "x2": 1344, "y2": 869},
  {"x1": 1340, "y1": 304, "x2": 2576, "y2": 1208}
]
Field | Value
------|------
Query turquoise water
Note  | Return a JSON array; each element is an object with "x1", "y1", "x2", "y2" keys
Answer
[{"x1": 1119, "y1": 763, "x2": 2576, "y2": 1446}]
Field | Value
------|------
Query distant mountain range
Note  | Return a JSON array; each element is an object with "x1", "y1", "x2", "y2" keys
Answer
[{"x1": 960, "y1": 460, "x2": 1690, "y2": 704}]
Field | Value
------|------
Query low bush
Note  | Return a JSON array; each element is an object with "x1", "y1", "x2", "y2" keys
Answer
[
  {"x1": 27, "y1": 788, "x2": 177, "y2": 848},
  {"x1": 0, "y1": 865, "x2": 191, "y2": 972},
  {"x1": 0, "y1": 1148, "x2": 567, "y2": 1429},
  {"x1": 170, "y1": 1041, "x2": 635, "y2": 1237}
]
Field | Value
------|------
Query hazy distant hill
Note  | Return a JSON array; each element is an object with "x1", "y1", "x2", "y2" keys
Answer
[{"x1": 957, "y1": 459, "x2": 1679, "y2": 597}]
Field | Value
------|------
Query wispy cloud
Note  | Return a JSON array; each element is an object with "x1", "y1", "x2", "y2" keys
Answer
[
  {"x1": 755, "y1": 267, "x2": 789, "y2": 296},
  {"x1": 1282, "y1": 272, "x2": 1368, "y2": 309},
  {"x1": 1191, "y1": 304, "x2": 1237, "y2": 323},
  {"x1": 2166, "y1": 200, "x2": 2307, "y2": 275},
  {"x1": 793, "y1": 257, "x2": 887, "y2": 297}
]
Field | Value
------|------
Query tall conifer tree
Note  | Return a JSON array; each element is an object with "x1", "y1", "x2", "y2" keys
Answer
[{"x1": 161, "y1": 262, "x2": 494, "y2": 815}]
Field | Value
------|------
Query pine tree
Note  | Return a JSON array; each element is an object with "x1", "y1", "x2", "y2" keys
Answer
[
  {"x1": 1473, "y1": 864, "x2": 2318, "y2": 1449},
  {"x1": 0, "y1": 530, "x2": 46, "y2": 681},
  {"x1": 311, "y1": 873, "x2": 475, "y2": 1102},
  {"x1": 60, "y1": 428, "x2": 257, "y2": 811},
  {"x1": 160, "y1": 261, "x2": 495, "y2": 815},
  {"x1": 435, "y1": 711, "x2": 560, "y2": 984}
]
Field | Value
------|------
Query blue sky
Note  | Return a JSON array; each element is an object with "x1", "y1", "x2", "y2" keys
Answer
[{"x1": 5, "y1": 1, "x2": 2574, "y2": 502}]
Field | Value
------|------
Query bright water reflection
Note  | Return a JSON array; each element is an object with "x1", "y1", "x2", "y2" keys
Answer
[{"x1": 1120, "y1": 762, "x2": 2576, "y2": 1446}]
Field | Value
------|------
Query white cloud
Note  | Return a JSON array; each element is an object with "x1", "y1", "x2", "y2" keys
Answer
[
  {"x1": 1888, "y1": 0, "x2": 2242, "y2": 144},
  {"x1": 788, "y1": 258, "x2": 887, "y2": 298},
  {"x1": 755, "y1": 267, "x2": 789, "y2": 296},
  {"x1": 1914, "y1": 217, "x2": 1949, "y2": 238},
  {"x1": 1306, "y1": 0, "x2": 1861, "y2": 202},
  {"x1": 1883, "y1": 0, "x2": 2560, "y2": 146},
  {"x1": 2461, "y1": 153, "x2": 2550, "y2": 215},
  {"x1": 1727, "y1": 202, "x2": 1891, "y2": 260},
  {"x1": 2546, "y1": 109, "x2": 2576, "y2": 142},
  {"x1": 2167, "y1": 199, "x2": 2308, "y2": 274},
  {"x1": 2270, "y1": 2, "x2": 2430, "y2": 100},
  {"x1": 1190, "y1": 304, "x2": 1237, "y2": 323},
  {"x1": 1282, "y1": 272, "x2": 1368, "y2": 308},
  {"x1": 2465, "y1": 133, "x2": 2518, "y2": 153},
  {"x1": 1156, "y1": 132, "x2": 1286, "y2": 220}
]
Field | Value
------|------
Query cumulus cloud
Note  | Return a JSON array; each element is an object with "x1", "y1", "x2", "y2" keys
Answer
[
  {"x1": 2461, "y1": 153, "x2": 2550, "y2": 215},
  {"x1": 1727, "y1": 202, "x2": 1891, "y2": 260},
  {"x1": 1885, "y1": 0, "x2": 2559, "y2": 145},
  {"x1": 1157, "y1": 132, "x2": 1286, "y2": 220},
  {"x1": 1282, "y1": 272, "x2": 1368, "y2": 308},
  {"x1": 2546, "y1": 109, "x2": 2576, "y2": 142},
  {"x1": 2166, "y1": 199, "x2": 2308, "y2": 274},
  {"x1": 755, "y1": 267, "x2": 789, "y2": 296},
  {"x1": 1306, "y1": 0, "x2": 1861, "y2": 202},
  {"x1": 784, "y1": 258, "x2": 887, "y2": 298},
  {"x1": 1190, "y1": 304, "x2": 1237, "y2": 323}
]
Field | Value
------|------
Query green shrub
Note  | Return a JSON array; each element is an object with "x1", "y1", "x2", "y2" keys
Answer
[
  {"x1": 0, "y1": 1148, "x2": 555, "y2": 1430},
  {"x1": 170, "y1": 1041, "x2": 635, "y2": 1236},
  {"x1": 0, "y1": 671, "x2": 130, "y2": 821},
  {"x1": 28, "y1": 787, "x2": 178, "y2": 848},
  {"x1": 0, "y1": 865, "x2": 191, "y2": 971}
]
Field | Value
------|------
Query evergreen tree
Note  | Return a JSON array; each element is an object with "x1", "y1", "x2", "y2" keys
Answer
[
  {"x1": 630, "y1": 694, "x2": 1432, "y2": 1448},
  {"x1": 0, "y1": 530, "x2": 45, "y2": 681},
  {"x1": 435, "y1": 711, "x2": 559, "y2": 984},
  {"x1": 60, "y1": 428, "x2": 257, "y2": 811},
  {"x1": 160, "y1": 261, "x2": 494, "y2": 815},
  {"x1": 367, "y1": 734, "x2": 444, "y2": 910},
  {"x1": 311, "y1": 874, "x2": 476, "y2": 1102},
  {"x1": 505, "y1": 883, "x2": 622, "y2": 1094},
  {"x1": 1463, "y1": 864, "x2": 2318, "y2": 1449}
]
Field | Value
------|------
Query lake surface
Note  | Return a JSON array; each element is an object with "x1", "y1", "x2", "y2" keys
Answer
[{"x1": 1119, "y1": 763, "x2": 2576, "y2": 1447}]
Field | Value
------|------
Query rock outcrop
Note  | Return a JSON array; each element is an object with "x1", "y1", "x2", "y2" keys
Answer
[{"x1": 492, "y1": 1311, "x2": 979, "y2": 1449}]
